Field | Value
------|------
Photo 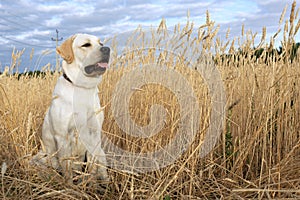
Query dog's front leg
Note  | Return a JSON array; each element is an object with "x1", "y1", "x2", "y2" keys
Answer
[
  {"x1": 79, "y1": 132, "x2": 108, "y2": 181},
  {"x1": 55, "y1": 134, "x2": 74, "y2": 184},
  {"x1": 79, "y1": 111, "x2": 108, "y2": 181},
  {"x1": 85, "y1": 146, "x2": 108, "y2": 181}
]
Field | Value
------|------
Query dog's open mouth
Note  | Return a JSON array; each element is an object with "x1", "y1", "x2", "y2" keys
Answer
[{"x1": 84, "y1": 62, "x2": 108, "y2": 76}]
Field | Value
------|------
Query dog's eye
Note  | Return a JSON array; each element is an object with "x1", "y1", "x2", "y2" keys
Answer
[
  {"x1": 81, "y1": 43, "x2": 91, "y2": 47},
  {"x1": 99, "y1": 42, "x2": 103, "y2": 46}
]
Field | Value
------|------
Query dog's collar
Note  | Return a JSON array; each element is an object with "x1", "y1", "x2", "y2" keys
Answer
[{"x1": 63, "y1": 73, "x2": 73, "y2": 84}]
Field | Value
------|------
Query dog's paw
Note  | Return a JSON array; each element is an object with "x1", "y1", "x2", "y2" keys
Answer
[
  {"x1": 30, "y1": 152, "x2": 48, "y2": 167},
  {"x1": 97, "y1": 168, "x2": 110, "y2": 183},
  {"x1": 30, "y1": 151, "x2": 60, "y2": 170}
]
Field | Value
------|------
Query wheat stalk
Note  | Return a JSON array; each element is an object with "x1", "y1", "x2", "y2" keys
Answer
[
  {"x1": 290, "y1": 0, "x2": 296, "y2": 25},
  {"x1": 241, "y1": 24, "x2": 245, "y2": 37},
  {"x1": 226, "y1": 27, "x2": 230, "y2": 39},
  {"x1": 279, "y1": 4, "x2": 288, "y2": 25},
  {"x1": 295, "y1": 19, "x2": 300, "y2": 35}
]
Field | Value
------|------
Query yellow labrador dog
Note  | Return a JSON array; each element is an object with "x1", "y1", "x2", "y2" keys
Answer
[{"x1": 32, "y1": 33, "x2": 109, "y2": 183}]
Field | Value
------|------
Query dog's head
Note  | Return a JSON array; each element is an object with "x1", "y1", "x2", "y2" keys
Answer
[{"x1": 57, "y1": 34, "x2": 110, "y2": 86}]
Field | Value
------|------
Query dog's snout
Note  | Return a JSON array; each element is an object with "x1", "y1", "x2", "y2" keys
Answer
[{"x1": 100, "y1": 46, "x2": 110, "y2": 54}]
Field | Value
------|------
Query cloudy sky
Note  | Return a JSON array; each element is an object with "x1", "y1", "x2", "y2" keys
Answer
[{"x1": 0, "y1": 0, "x2": 299, "y2": 72}]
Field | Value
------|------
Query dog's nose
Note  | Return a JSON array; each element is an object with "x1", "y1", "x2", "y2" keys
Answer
[{"x1": 100, "y1": 46, "x2": 110, "y2": 54}]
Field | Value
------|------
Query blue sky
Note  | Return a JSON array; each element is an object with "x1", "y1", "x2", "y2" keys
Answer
[{"x1": 0, "y1": 0, "x2": 299, "y2": 72}]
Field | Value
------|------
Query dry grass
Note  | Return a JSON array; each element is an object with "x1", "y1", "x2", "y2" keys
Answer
[{"x1": 1, "y1": 3, "x2": 300, "y2": 199}]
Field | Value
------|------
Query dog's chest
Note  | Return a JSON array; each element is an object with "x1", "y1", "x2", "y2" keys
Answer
[{"x1": 53, "y1": 77, "x2": 102, "y2": 155}]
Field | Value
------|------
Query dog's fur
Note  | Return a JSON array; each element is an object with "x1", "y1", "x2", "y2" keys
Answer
[{"x1": 32, "y1": 33, "x2": 110, "y2": 182}]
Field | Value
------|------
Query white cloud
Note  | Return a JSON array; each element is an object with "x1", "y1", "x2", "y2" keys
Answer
[
  {"x1": 36, "y1": 4, "x2": 65, "y2": 12},
  {"x1": 13, "y1": 29, "x2": 52, "y2": 43},
  {"x1": 45, "y1": 16, "x2": 63, "y2": 27},
  {"x1": 83, "y1": 26, "x2": 105, "y2": 33}
]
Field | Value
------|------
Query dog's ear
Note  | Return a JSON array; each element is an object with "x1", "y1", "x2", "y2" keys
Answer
[{"x1": 56, "y1": 35, "x2": 76, "y2": 64}]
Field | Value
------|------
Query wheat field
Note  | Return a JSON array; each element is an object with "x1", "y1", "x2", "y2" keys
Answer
[{"x1": 1, "y1": 2, "x2": 300, "y2": 199}]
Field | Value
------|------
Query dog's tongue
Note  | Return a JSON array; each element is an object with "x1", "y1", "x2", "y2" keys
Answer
[{"x1": 97, "y1": 62, "x2": 108, "y2": 68}]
